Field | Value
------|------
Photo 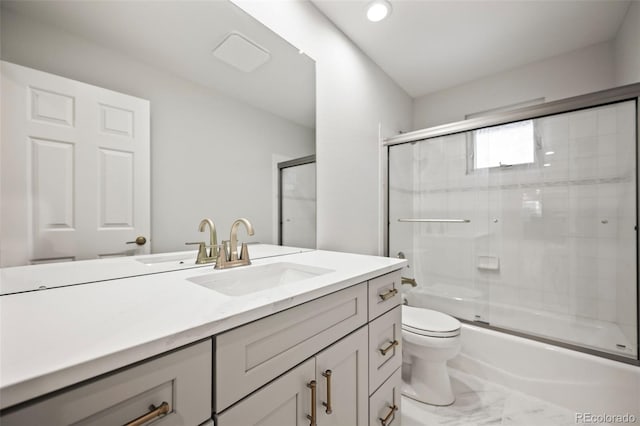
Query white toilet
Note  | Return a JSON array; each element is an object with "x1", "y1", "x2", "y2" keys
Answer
[{"x1": 401, "y1": 305, "x2": 461, "y2": 406}]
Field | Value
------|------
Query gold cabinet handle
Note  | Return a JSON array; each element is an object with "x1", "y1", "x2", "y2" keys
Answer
[
  {"x1": 379, "y1": 404, "x2": 398, "y2": 426},
  {"x1": 379, "y1": 340, "x2": 399, "y2": 356},
  {"x1": 126, "y1": 236, "x2": 147, "y2": 246},
  {"x1": 307, "y1": 380, "x2": 317, "y2": 426},
  {"x1": 322, "y1": 369, "x2": 332, "y2": 414},
  {"x1": 379, "y1": 288, "x2": 398, "y2": 301},
  {"x1": 124, "y1": 401, "x2": 170, "y2": 426}
]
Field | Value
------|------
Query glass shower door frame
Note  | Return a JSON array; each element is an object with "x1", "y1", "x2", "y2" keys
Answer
[
  {"x1": 278, "y1": 154, "x2": 316, "y2": 247},
  {"x1": 384, "y1": 83, "x2": 640, "y2": 365}
]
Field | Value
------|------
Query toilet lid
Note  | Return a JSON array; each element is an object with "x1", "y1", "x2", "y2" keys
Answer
[{"x1": 402, "y1": 305, "x2": 461, "y2": 338}]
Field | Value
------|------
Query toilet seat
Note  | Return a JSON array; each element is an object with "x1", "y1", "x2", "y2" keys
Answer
[{"x1": 402, "y1": 305, "x2": 461, "y2": 338}]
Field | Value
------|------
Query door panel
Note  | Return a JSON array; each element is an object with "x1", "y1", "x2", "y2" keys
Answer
[
  {"x1": 316, "y1": 327, "x2": 368, "y2": 426},
  {"x1": 1, "y1": 61, "x2": 150, "y2": 265},
  {"x1": 216, "y1": 358, "x2": 315, "y2": 426}
]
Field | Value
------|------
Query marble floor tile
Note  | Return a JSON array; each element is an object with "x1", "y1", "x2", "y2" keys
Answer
[{"x1": 401, "y1": 368, "x2": 600, "y2": 426}]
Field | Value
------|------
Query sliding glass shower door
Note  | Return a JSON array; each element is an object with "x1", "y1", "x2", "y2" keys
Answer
[
  {"x1": 388, "y1": 98, "x2": 638, "y2": 361},
  {"x1": 279, "y1": 156, "x2": 316, "y2": 249}
]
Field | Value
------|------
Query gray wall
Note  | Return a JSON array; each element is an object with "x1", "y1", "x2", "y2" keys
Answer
[
  {"x1": 413, "y1": 1, "x2": 640, "y2": 131},
  {"x1": 614, "y1": 1, "x2": 640, "y2": 86},
  {"x1": 234, "y1": 0, "x2": 414, "y2": 256},
  {"x1": 412, "y1": 42, "x2": 617, "y2": 129}
]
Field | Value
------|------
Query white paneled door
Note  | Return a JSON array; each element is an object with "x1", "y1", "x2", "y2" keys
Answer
[{"x1": 1, "y1": 61, "x2": 150, "y2": 266}]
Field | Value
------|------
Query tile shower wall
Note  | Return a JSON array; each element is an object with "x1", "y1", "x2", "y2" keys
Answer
[{"x1": 393, "y1": 100, "x2": 637, "y2": 357}]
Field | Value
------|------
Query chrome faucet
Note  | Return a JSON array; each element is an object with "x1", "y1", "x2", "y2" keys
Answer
[
  {"x1": 216, "y1": 218, "x2": 255, "y2": 269},
  {"x1": 199, "y1": 218, "x2": 218, "y2": 260},
  {"x1": 185, "y1": 218, "x2": 218, "y2": 264}
]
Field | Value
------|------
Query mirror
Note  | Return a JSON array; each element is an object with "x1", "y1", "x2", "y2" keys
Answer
[{"x1": 0, "y1": 0, "x2": 316, "y2": 268}]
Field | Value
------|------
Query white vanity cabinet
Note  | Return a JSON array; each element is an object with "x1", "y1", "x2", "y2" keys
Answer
[
  {"x1": 0, "y1": 258, "x2": 404, "y2": 426},
  {"x1": 214, "y1": 283, "x2": 368, "y2": 411},
  {"x1": 0, "y1": 340, "x2": 212, "y2": 426},
  {"x1": 368, "y1": 270, "x2": 402, "y2": 426},
  {"x1": 369, "y1": 368, "x2": 402, "y2": 426},
  {"x1": 214, "y1": 269, "x2": 403, "y2": 426},
  {"x1": 216, "y1": 327, "x2": 369, "y2": 426}
]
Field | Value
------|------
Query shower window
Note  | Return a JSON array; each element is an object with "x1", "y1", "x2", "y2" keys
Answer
[
  {"x1": 388, "y1": 96, "x2": 638, "y2": 363},
  {"x1": 472, "y1": 120, "x2": 536, "y2": 169}
]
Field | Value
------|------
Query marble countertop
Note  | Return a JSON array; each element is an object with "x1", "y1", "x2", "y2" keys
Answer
[
  {"x1": 0, "y1": 244, "x2": 313, "y2": 295},
  {"x1": 0, "y1": 247, "x2": 405, "y2": 410}
]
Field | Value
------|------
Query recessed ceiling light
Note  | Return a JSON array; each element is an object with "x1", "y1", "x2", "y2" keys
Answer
[
  {"x1": 367, "y1": 0, "x2": 392, "y2": 22},
  {"x1": 545, "y1": 151, "x2": 555, "y2": 155}
]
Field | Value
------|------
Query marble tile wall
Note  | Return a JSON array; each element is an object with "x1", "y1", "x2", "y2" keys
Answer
[{"x1": 390, "y1": 100, "x2": 637, "y2": 355}]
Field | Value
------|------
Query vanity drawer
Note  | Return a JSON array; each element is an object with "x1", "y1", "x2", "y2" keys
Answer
[
  {"x1": 369, "y1": 367, "x2": 401, "y2": 426},
  {"x1": 369, "y1": 305, "x2": 402, "y2": 394},
  {"x1": 215, "y1": 282, "x2": 367, "y2": 411},
  {"x1": 368, "y1": 270, "x2": 401, "y2": 320},
  {"x1": 0, "y1": 340, "x2": 212, "y2": 426}
]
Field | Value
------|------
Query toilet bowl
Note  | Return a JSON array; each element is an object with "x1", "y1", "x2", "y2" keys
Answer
[{"x1": 401, "y1": 305, "x2": 461, "y2": 406}]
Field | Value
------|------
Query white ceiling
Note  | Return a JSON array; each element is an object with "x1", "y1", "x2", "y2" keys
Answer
[
  {"x1": 2, "y1": 1, "x2": 316, "y2": 128},
  {"x1": 312, "y1": 0, "x2": 631, "y2": 98}
]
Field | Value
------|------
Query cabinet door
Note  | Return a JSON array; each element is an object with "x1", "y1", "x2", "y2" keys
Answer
[
  {"x1": 216, "y1": 283, "x2": 367, "y2": 411},
  {"x1": 369, "y1": 306, "x2": 402, "y2": 394},
  {"x1": 369, "y1": 368, "x2": 401, "y2": 426},
  {"x1": 315, "y1": 327, "x2": 368, "y2": 426},
  {"x1": 0, "y1": 340, "x2": 211, "y2": 426},
  {"x1": 216, "y1": 358, "x2": 315, "y2": 426},
  {"x1": 368, "y1": 271, "x2": 402, "y2": 320}
]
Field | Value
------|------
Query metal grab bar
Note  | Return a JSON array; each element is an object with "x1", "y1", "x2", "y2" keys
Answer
[{"x1": 398, "y1": 218, "x2": 470, "y2": 223}]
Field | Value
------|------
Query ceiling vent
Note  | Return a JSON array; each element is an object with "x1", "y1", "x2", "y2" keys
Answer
[{"x1": 212, "y1": 32, "x2": 271, "y2": 72}]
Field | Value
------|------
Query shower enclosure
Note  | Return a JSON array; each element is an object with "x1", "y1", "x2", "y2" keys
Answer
[
  {"x1": 278, "y1": 155, "x2": 316, "y2": 249},
  {"x1": 387, "y1": 84, "x2": 640, "y2": 363}
]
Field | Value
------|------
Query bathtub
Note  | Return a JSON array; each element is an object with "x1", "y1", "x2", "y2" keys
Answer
[
  {"x1": 405, "y1": 285, "x2": 640, "y2": 416},
  {"x1": 406, "y1": 284, "x2": 637, "y2": 358}
]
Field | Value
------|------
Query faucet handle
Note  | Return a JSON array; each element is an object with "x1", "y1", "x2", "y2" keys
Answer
[
  {"x1": 186, "y1": 241, "x2": 209, "y2": 264},
  {"x1": 215, "y1": 241, "x2": 230, "y2": 269},
  {"x1": 239, "y1": 242, "x2": 251, "y2": 264}
]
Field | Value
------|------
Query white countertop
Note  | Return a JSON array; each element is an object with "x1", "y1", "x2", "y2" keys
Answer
[
  {"x1": 0, "y1": 244, "x2": 312, "y2": 295},
  {"x1": 0, "y1": 247, "x2": 405, "y2": 410}
]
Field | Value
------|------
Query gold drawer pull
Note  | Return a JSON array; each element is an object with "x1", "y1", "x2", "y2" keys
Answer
[
  {"x1": 124, "y1": 401, "x2": 170, "y2": 426},
  {"x1": 379, "y1": 340, "x2": 399, "y2": 356},
  {"x1": 307, "y1": 380, "x2": 317, "y2": 426},
  {"x1": 379, "y1": 288, "x2": 398, "y2": 301},
  {"x1": 379, "y1": 404, "x2": 398, "y2": 426},
  {"x1": 322, "y1": 369, "x2": 332, "y2": 414}
]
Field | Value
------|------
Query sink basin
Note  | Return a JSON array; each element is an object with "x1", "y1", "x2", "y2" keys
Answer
[
  {"x1": 187, "y1": 262, "x2": 333, "y2": 296},
  {"x1": 135, "y1": 253, "x2": 194, "y2": 265}
]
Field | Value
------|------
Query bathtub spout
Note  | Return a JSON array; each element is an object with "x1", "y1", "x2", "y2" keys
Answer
[{"x1": 402, "y1": 277, "x2": 417, "y2": 287}]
